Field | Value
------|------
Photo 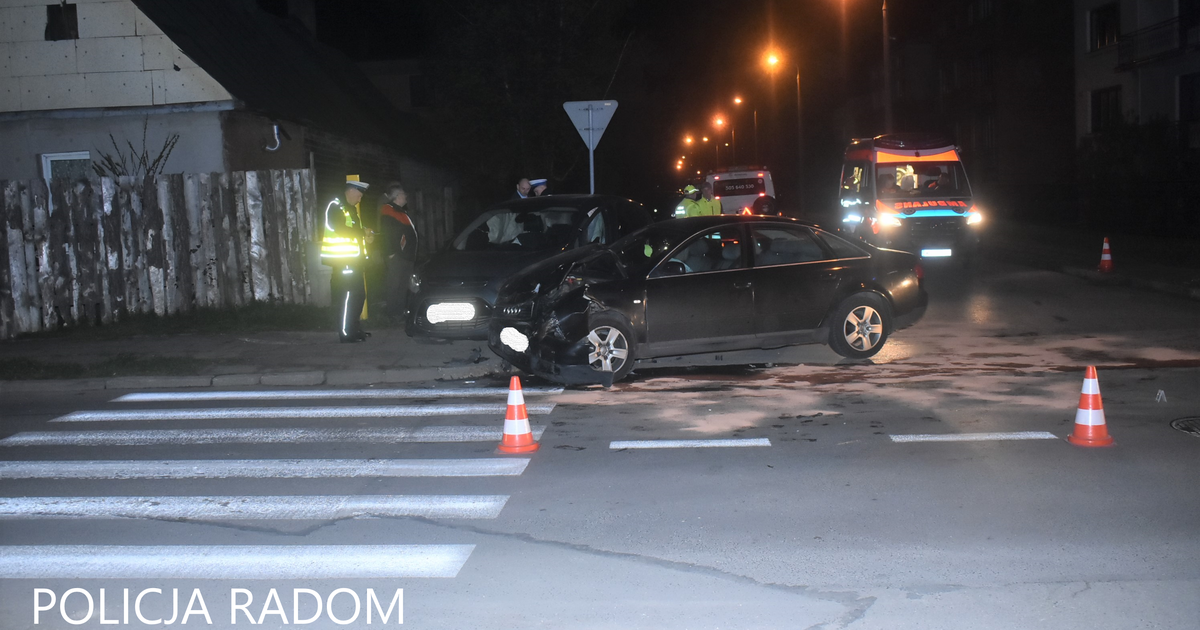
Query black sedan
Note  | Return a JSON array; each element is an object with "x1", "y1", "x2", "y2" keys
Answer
[
  {"x1": 488, "y1": 215, "x2": 927, "y2": 384},
  {"x1": 407, "y1": 195, "x2": 652, "y2": 340}
]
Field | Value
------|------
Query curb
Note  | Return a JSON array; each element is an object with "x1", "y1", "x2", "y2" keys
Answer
[
  {"x1": 1061, "y1": 267, "x2": 1200, "y2": 301},
  {"x1": 0, "y1": 363, "x2": 509, "y2": 394}
]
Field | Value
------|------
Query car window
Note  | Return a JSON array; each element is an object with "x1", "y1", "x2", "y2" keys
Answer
[
  {"x1": 814, "y1": 230, "x2": 869, "y2": 259},
  {"x1": 615, "y1": 201, "x2": 652, "y2": 234},
  {"x1": 751, "y1": 226, "x2": 830, "y2": 266},
  {"x1": 652, "y1": 227, "x2": 746, "y2": 277},
  {"x1": 454, "y1": 206, "x2": 584, "y2": 252},
  {"x1": 583, "y1": 208, "x2": 607, "y2": 244}
]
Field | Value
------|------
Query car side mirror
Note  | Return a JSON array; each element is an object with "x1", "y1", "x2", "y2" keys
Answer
[{"x1": 659, "y1": 261, "x2": 687, "y2": 276}]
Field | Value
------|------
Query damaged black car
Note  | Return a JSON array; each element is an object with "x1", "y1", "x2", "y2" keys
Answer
[{"x1": 488, "y1": 215, "x2": 928, "y2": 385}]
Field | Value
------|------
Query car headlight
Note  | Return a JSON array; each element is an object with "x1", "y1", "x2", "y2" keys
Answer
[
  {"x1": 877, "y1": 212, "x2": 903, "y2": 227},
  {"x1": 966, "y1": 211, "x2": 983, "y2": 225}
]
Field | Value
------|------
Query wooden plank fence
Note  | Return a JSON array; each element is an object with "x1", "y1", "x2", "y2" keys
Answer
[{"x1": 0, "y1": 169, "x2": 317, "y2": 340}]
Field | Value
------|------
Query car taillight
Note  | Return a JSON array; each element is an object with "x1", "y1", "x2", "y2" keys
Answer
[{"x1": 914, "y1": 262, "x2": 924, "y2": 280}]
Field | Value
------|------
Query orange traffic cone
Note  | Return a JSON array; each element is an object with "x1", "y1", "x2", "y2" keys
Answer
[
  {"x1": 1067, "y1": 365, "x2": 1114, "y2": 447},
  {"x1": 498, "y1": 376, "x2": 539, "y2": 453},
  {"x1": 1097, "y1": 238, "x2": 1113, "y2": 273}
]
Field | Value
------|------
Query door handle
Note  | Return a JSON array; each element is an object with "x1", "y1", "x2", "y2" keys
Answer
[{"x1": 733, "y1": 281, "x2": 753, "y2": 289}]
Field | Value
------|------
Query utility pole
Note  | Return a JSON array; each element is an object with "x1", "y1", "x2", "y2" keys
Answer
[{"x1": 882, "y1": 0, "x2": 894, "y2": 133}]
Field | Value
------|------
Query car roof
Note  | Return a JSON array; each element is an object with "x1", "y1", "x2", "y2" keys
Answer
[
  {"x1": 666, "y1": 215, "x2": 825, "y2": 231},
  {"x1": 488, "y1": 194, "x2": 640, "y2": 211}
]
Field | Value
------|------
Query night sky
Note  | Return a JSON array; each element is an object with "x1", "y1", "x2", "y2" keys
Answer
[{"x1": 289, "y1": 0, "x2": 1051, "y2": 214}]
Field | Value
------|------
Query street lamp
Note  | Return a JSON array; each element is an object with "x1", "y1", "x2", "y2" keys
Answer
[
  {"x1": 713, "y1": 116, "x2": 726, "y2": 165},
  {"x1": 763, "y1": 48, "x2": 803, "y2": 210}
]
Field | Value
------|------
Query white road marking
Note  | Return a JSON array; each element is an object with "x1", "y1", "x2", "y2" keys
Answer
[
  {"x1": 609, "y1": 438, "x2": 772, "y2": 449},
  {"x1": 1, "y1": 426, "x2": 547, "y2": 447},
  {"x1": 52, "y1": 403, "x2": 556, "y2": 423},
  {"x1": 0, "y1": 458, "x2": 530, "y2": 479},
  {"x1": 0, "y1": 545, "x2": 473, "y2": 579},
  {"x1": 0, "y1": 495, "x2": 509, "y2": 520},
  {"x1": 889, "y1": 431, "x2": 1059, "y2": 443},
  {"x1": 113, "y1": 387, "x2": 564, "y2": 402}
]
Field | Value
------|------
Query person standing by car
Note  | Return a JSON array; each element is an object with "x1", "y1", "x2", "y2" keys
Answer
[
  {"x1": 510, "y1": 177, "x2": 531, "y2": 200},
  {"x1": 322, "y1": 175, "x2": 373, "y2": 343},
  {"x1": 378, "y1": 181, "x2": 418, "y2": 319},
  {"x1": 678, "y1": 184, "x2": 702, "y2": 217},
  {"x1": 698, "y1": 182, "x2": 723, "y2": 216}
]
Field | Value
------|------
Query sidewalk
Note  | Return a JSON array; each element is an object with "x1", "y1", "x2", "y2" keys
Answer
[
  {"x1": 981, "y1": 220, "x2": 1200, "y2": 301},
  {"x1": 0, "y1": 328, "x2": 509, "y2": 393}
]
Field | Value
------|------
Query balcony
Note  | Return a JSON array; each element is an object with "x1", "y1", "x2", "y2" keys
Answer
[{"x1": 1117, "y1": 15, "x2": 1199, "y2": 69}]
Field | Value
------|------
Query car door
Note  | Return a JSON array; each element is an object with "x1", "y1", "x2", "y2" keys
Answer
[
  {"x1": 750, "y1": 224, "x2": 843, "y2": 344},
  {"x1": 643, "y1": 225, "x2": 756, "y2": 356}
]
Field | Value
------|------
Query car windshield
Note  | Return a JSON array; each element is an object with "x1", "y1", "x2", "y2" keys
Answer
[
  {"x1": 454, "y1": 206, "x2": 589, "y2": 252},
  {"x1": 875, "y1": 162, "x2": 970, "y2": 199},
  {"x1": 608, "y1": 221, "x2": 698, "y2": 277}
]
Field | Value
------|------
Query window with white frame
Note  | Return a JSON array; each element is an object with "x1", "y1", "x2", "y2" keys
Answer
[{"x1": 40, "y1": 151, "x2": 91, "y2": 181}]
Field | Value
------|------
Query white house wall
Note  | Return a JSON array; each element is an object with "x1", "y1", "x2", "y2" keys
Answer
[
  {"x1": 0, "y1": 108, "x2": 226, "y2": 179},
  {"x1": 0, "y1": 0, "x2": 232, "y2": 112}
]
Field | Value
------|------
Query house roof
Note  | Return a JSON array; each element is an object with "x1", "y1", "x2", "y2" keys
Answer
[{"x1": 131, "y1": 0, "x2": 424, "y2": 151}]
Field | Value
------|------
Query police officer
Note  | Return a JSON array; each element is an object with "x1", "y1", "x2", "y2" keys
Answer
[
  {"x1": 676, "y1": 184, "x2": 702, "y2": 217},
  {"x1": 698, "y1": 182, "x2": 723, "y2": 216},
  {"x1": 322, "y1": 175, "x2": 372, "y2": 342}
]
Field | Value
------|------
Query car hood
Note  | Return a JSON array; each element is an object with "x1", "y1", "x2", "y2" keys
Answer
[
  {"x1": 495, "y1": 246, "x2": 607, "y2": 296},
  {"x1": 419, "y1": 249, "x2": 564, "y2": 286}
]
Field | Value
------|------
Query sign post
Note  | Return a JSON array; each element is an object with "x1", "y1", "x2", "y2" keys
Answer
[{"x1": 563, "y1": 100, "x2": 618, "y2": 194}]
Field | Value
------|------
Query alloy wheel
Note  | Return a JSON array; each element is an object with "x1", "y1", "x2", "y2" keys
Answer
[
  {"x1": 842, "y1": 305, "x2": 883, "y2": 352},
  {"x1": 587, "y1": 326, "x2": 630, "y2": 373}
]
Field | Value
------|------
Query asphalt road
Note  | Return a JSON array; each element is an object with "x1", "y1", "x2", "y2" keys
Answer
[{"x1": 1, "y1": 258, "x2": 1198, "y2": 629}]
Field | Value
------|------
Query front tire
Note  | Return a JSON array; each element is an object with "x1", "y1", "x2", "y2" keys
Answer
[
  {"x1": 585, "y1": 312, "x2": 635, "y2": 383},
  {"x1": 828, "y1": 293, "x2": 891, "y2": 359}
]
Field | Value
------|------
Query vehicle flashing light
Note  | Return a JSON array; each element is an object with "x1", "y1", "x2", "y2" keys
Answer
[
  {"x1": 843, "y1": 214, "x2": 863, "y2": 223},
  {"x1": 921, "y1": 249, "x2": 953, "y2": 258}
]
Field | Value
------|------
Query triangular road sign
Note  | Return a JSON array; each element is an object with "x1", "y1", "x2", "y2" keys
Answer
[{"x1": 563, "y1": 100, "x2": 618, "y2": 150}]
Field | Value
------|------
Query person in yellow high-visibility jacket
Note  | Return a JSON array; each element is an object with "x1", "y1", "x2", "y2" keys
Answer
[
  {"x1": 677, "y1": 184, "x2": 702, "y2": 217},
  {"x1": 697, "y1": 181, "x2": 723, "y2": 216},
  {"x1": 321, "y1": 176, "x2": 373, "y2": 342}
]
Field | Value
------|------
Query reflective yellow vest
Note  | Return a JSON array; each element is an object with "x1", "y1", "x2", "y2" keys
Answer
[{"x1": 320, "y1": 198, "x2": 366, "y2": 262}]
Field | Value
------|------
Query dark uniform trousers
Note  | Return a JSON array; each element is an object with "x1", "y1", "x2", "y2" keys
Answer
[{"x1": 333, "y1": 263, "x2": 367, "y2": 341}]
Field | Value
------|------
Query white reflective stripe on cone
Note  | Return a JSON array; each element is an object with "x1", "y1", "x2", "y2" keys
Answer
[
  {"x1": 503, "y1": 418, "x2": 532, "y2": 435},
  {"x1": 1081, "y1": 378, "x2": 1100, "y2": 394},
  {"x1": 1074, "y1": 408, "x2": 1106, "y2": 426},
  {"x1": 507, "y1": 388, "x2": 525, "y2": 406}
]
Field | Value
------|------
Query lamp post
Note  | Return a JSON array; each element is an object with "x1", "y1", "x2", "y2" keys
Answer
[
  {"x1": 713, "y1": 116, "x2": 725, "y2": 165},
  {"x1": 764, "y1": 50, "x2": 803, "y2": 211},
  {"x1": 882, "y1": 0, "x2": 893, "y2": 133}
]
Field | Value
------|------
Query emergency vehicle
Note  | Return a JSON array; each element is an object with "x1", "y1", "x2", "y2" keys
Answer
[
  {"x1": 706, "y1": 167, "x2": 776, "y2": 214},
  {"x1": 838, "y1": 134, "x2": 983, "y2": 261}
]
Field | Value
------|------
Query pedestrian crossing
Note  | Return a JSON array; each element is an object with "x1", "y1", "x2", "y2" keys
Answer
[{"x1": 0, "y1": 384, "x2": 562, "y2": 580}]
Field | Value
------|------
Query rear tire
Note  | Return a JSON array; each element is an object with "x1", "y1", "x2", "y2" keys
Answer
[
  {"x1": 828, "y1": 293, "x2": 891, "y2": 359},
  {"x1": 585, "y1": 312, "x2": 635, "y2": 383}
]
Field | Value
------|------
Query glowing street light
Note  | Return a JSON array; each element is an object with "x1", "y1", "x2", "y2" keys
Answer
[
  {"x1": 701, "y1": 137, "x2": 709, "y2": 142},
  {"x1": 684, "y1": 135, "x2": 693, "y2": 144},
  {"x1": 733, "y1": 96, "x2": 743, "y2": 104},
  {"x1": 762, "y1": 46, "x2": 804, "y2": 210}
]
